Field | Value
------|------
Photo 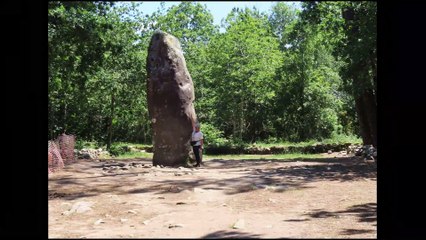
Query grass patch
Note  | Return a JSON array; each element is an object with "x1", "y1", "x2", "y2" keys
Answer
[
  {"x1": 111, "y1": 151, "x2": 153, "y2": 159},
  {"x1": 111, "y1": 142, "x2": 152, "y2": 149},
  {"x1": 252, "y1": 141, "x2": 316, "y2": 148},
  {"x1": 203, "y1": 153, "x2": 326, "y2": 160},
  {"x1": 252, "y1": 135, "x2": 361, "y2": 148},
  {"x1": 321, "y1": 134, "x2": 362, "y2": 145}
]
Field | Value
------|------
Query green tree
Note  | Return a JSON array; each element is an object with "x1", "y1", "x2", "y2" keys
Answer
[
  {"x1": 48, "y1": 2, "x2": 151, "y2": 146},
  {"x1": 268, "y1": 2, "x2": 299, "y2": 50},
  {"x1": 300, "y1": 1, "x2": 377, "y2": 146},
  {"x1": 273, "y1": 18, "x2": 345, "y2": 141},
  {"x1": 48, "y1": 1, "x2": 114, "y2": 139},
  {"x1": 208, "y1": 7, "x2": 282, "y2": 142}
]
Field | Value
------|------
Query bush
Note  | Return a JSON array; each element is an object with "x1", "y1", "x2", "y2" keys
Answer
[
  {"x1": 322, "y1": 133, "x2": 362, "y2": 145},
  {"x1": 108, "y1": 143, "x2": 131, "y2": 156},
  {"x1": 200, "y1": 123, "x2": 228, "y2": 147},
  {"x1": 265, "y1": 136, "x2": 279, "y2": 144},
  {"x1": 75, "y1": 140, "x2": 102, "y2": 150}
]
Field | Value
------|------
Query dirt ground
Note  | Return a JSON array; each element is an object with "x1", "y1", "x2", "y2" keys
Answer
[{"x1": 48, "y1": 154, "x2": 376, "y2": 238}]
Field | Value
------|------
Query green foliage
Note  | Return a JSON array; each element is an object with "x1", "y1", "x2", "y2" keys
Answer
[
  {"x1": 321, "y1": 134, "x2": 362, "y2": 145},
  {"x1": 252, "y1": 134, "x2": 360, "y2": 148},
  {"x1": 75, "y1": 140, "x2": 102, "y2": 150},
  {"x1": 108, "y1": 142, "x2": 131, "y2": 156},
  {"x1": 207, "y1": 7, "x2": 282, "y2": 142},
  {"x1": 268, "y1": 2, "x2": 299, "y2": 50},
  {"x1": 299, "y1": 1, "x2": 376, "y2": 146},
  {"x1": 203, "y1": 153, "x2": 325, "y2": 160},
  {"x1": 301, "y1": 1, "x2": 377, "y2": 97},
  {"x1": 113, "y1": 151, "x2": 153, "y2": 159},
  {"x1": 148, "y1": 2, "x2": 218, "y2": 48},
  {"x1": 253, "y1": 140, "x2": 317, "y2": 148},
  {"x1": 48, "y1": 2, "x2": 151, "y2": 144},
  {"x1": 200, "y1": 123, "x2": 228, "y2": 146},
  {"x1": 273, "y1": 17, "x2": 345, "y2": 141}
]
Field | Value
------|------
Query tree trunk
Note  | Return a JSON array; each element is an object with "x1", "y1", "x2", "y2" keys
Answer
[
  {"x1": 48, "y1": 102, "x2": 54, "y2": 140},
  {"x1": 362, "y1": 90, "x2": 377, "y2": 147},
  {"x1": 370, "y1": 54, "x2": 377, "y2": 91},
  {"x1": 87, "y1": 115, "x2": 93, "y2": 141},
  {"x1": 142, "y1": 122, "x2": 147, "y2": 144},
  {"x1": 107, "y1": 91, "x2": 115, "y2": 150},
  {"x1": 232, "y1": 110, "x2": 237, "y2": 140},
  {"x1": 63, "y1": 102, "x2": 67, "y2": 134},
  {"x1": 239, "y1": 100, "x2": 244, "y2": 141},
  {"x1": 343, "y1": 6, "x2": 377, "y2": 147},
  {"x1": 354, "y1": 94, "x2": 373, "y2": 145},
  {"x1": 352, "y1": 58, "x2": 377, "y2": 147},
  {"x1": 370, "y1": 54, "x2": 377, "y2": 106}
]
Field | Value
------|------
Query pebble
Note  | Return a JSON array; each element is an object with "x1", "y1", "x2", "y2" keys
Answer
[{"x1": 233, "y1": 219, "x2": 245, "y2": 229}]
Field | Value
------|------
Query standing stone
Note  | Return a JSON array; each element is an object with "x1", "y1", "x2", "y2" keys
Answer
[{"x1": 146, "y1": 31, "x2": 197, "y2": 166}]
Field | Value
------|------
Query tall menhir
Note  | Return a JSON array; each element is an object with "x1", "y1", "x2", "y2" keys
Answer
[{"x1": 146, "y1": 31, "x2": 197, "y2": 166}]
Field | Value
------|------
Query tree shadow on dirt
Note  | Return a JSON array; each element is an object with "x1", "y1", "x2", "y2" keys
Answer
[
  {"x1": 48, "y1": 167, "x2": 143, "y2": 200},
  {"x1": 206, "y1": 156, "x2": 374, "y2": 169},
  {"x1": 130, "y1": 156, "x2": 376, "y2": 196},
  {"x1": 303, "y1": 203, "x2": 376, "y2": 235},
  {"x1": 271, "y1": 163, "x2": 376, "y2": 182},
  {"x1": 340, "y1": 229, "x2": 375, "y2": 235},
  {"x1": 127, "y1": 177, "x2": 314, "y2": 196},
  {"x1": 49, "y1": 156, "x2": 376, "y2": 200},
  {"x1": 283, "y1": 218, "x2": 310, "y2": 222},
  {"x1": 48, "y1": 189, "x2": 98, "y2": 200},
  {"x1": 305, "y1": 203, "x2": 376, "y2": 222},
  {"x1": 201, "y1": 230, "x2": 262, "y2": 239}
]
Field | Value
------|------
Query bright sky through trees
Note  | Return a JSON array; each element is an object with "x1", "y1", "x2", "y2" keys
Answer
[{"x1": 138, "y1": 1, "x2": 302, "y2": 31}]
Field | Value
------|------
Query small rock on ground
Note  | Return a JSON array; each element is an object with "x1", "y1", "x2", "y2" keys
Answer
[{"x1": 233, "y1": 219, "x2": 245, "y2": 229}]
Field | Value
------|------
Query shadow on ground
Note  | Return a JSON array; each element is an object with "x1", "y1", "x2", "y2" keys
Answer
[
  {"x1": 201, "y1": 230, "x2": 262, "y2": 239},
  {"x1": 48, "y1": 156, "x2": 376, "y2": 201},
  {"x1": 304, "y1": 202, "x2": 376, "y2": 235},
  {"x1": 340, "y1": 229, "x2": 375, "y2": 235}
]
